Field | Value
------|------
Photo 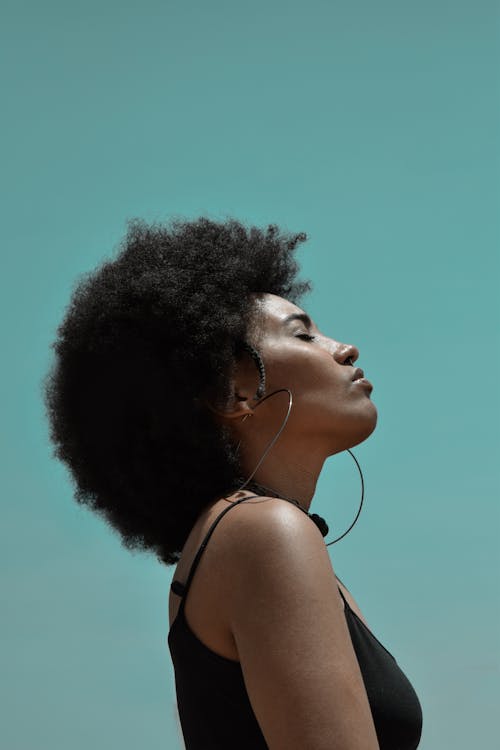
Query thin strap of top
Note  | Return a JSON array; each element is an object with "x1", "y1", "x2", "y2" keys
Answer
[
  {"x1": 171, "y1": 494, "x2": 315, "y2": 611},
  {"x1": 336, "y1": 581, "x2": 349, "y2": 607}
]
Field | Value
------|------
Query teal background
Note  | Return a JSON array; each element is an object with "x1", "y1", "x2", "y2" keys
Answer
[{"x1": 1, "y1": 1, "x2": 499, "y2": 748}]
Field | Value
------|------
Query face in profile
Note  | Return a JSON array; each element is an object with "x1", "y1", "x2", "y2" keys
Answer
[{"x1": 240, "y1": 293, "x2": 378, "y2": 456}]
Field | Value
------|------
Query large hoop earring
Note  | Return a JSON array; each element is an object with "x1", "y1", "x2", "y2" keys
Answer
[{"x1": 325, "y1": 449, "x2": 364, "y2": 546}]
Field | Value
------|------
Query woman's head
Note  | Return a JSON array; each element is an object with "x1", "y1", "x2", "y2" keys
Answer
[
  {"x1": 213, "y1": 293, "x2": 377, "y2": 501},
  {"x1": 43, "y1": 217, "x2": 311, "y2": 565}
]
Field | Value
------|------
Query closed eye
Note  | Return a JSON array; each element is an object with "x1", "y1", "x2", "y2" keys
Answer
[{"x1": 296, "y1": 333, "x2": 316, "y2": 341}]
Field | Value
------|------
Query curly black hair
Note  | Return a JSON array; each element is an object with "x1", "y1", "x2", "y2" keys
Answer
[{"x1": 43, "y1": 217, "x2": 311, "y2": 565}]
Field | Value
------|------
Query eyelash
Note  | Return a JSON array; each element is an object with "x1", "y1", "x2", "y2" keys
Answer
[{"x1": 296, "y1": 333, "x2": 316, "y2": 341}]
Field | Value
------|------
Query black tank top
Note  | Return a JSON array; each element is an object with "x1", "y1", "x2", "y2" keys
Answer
[{"x1": 168, "y1": 495, "x2": 423, "y2": 749}]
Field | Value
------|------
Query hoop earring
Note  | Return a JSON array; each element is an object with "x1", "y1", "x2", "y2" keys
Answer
[{"x1": 325, "y1": 449, "x2": 365, "y2": 546}]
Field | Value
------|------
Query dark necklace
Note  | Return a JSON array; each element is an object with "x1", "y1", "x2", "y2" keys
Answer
[{"x1": 229, "y1": 447, "x2": 365, "y2": 547}]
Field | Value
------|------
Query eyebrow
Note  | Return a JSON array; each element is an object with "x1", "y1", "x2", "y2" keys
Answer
[{"x1": 282, "y1": 312, "x2": 313, "y2": 328}]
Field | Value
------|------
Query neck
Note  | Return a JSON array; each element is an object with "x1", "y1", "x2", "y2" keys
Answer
[{"x1": 237, "y1": 439, "x2": 328, "y2": 512}]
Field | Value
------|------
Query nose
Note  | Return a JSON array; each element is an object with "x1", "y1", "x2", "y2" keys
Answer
[{"x1": 334, "y1": 342, "x2": 359, "y2": 366}]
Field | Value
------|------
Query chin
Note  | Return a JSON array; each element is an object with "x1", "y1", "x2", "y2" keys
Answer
[
  {"x1": 351, "y1": 403, "x2": 378, "y2": 446},
  {"x1": 329, "y1": 402, "x2": 378, "y2": 454}
]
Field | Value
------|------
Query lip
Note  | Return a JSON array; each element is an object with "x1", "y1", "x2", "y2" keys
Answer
[
  {"x1": 351, "y1": 368, "x2": 373, "y2": 392},
  {"x1": 352, "y1": 377, "x2": 373, "y2": 392}
]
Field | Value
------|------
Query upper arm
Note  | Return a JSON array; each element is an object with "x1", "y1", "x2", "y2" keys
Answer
[{"x1": 222, "y1": 499, "x2": 379, "y2": 750}]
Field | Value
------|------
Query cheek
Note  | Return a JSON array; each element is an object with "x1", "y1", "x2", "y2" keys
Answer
[
  {"x1": 262, "y1": 346, "x2": 377, "y2": 443},
  {"x1": 268, "y1": 351, "x2": 345, "y2": 402}
]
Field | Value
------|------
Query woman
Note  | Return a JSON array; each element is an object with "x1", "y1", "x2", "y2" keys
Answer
[{"x1": 44, "y1": 217, "x2": 423, "y2": 749}]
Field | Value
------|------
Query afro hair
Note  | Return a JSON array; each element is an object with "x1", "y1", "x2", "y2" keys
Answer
[{"x1": 43, "y1": 217, "x2": 311, "y2": 565}]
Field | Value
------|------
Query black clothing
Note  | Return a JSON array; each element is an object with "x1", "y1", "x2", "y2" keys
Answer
[{"x1": 168, "y1": 495, "x2": 423, "y2": 749}]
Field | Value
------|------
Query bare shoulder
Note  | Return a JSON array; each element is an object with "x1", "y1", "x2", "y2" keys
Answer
[
  {"x1": 217, "y1": 494, "x2": 338, "y2": 615},
  {"x1": 219, "y1": 494, "x2": 325, "y2": 553},
  {"x1": 216, "y1": 496, "x2": 380, "y2": 749},
  {"x1": 216, "y1": 495, "x2": 330, "y2": 579}
]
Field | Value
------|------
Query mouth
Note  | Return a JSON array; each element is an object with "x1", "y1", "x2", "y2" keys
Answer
[{"x1": 351, "y1": 367, "x2": 373, "y2": 393}]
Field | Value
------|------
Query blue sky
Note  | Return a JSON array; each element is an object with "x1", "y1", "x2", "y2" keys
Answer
[{"x1": 1, "y1": 2, "x2": 499, "y2": 748}]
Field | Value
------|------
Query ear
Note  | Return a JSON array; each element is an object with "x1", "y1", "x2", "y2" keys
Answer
[
  {"x1": 204, "y1": 387, "x2": 255, "y2": 422},
  {"x1": 204, "y1": 342, "x2": 261, "y2": 421}
]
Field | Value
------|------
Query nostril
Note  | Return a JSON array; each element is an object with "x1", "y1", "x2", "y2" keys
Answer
[
  {"x1": 332, "y1": 343, "x2": 359, "y2": 366},
  {"x1": 340, "y1": 346, "x2": 359, "y2": 366}
]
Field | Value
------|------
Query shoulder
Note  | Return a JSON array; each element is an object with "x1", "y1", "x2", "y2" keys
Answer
[
  {"x1": 214, "y1": 494, "x2": 336, "y2": 609},
  {"x1": 220, "y1": 493, "x2": 320, "y2": 534},
  {"x1": 218, "y1": 495, "x2": 326, "y2": 565}
]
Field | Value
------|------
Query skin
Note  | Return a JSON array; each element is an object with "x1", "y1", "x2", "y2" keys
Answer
[
  {"x1": 217, "y1": 292, "x2": 377, "y2": 510},
  {"x1": 169, "y1": 293, "x2": 381, "y2": 749}
]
